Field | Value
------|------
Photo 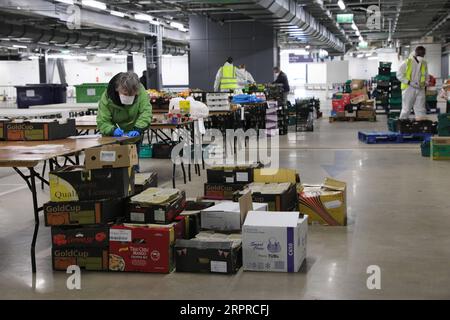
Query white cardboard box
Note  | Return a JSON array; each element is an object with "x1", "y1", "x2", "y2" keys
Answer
[
  {"x1": 201, "y1": 201, "x2": 268, "y2": 231},
  {"x1": 242, "y1": 211, "x2": 308, "y2": 272}
]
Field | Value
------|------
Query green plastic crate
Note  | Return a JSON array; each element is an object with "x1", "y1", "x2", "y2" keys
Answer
[
  {"x1": 376, "y1": 75, "x2": 390, "y2": 82},
  {"x1": 389, "y1": 97, "x2": 402, "y2": 105},
  {"x1": 75, "y1": 83, "x2": 108, "y2": 103},
  {"x1": 431, "y1": 138, "x2": 450, "y2": 160},
  {"x1": 426, "y1": 95, "x2": 437, "y2": 102},
  {"x1": 388, "y1": 111, "x2": 401, "y2": 119},
  {"x1": 139, "y1": 144, "x2": 153, "y2": 158},
  {"x1": 387, "y1": 118, "x2": 398, "y2": 132},
  {"x1": 380, "y1": 62, "x2": 392, "y2": 68},
  {"x1": 421, "y1": 140, "x2": 431, "y2": 157},
  {"x1": 438, "y1": 113, "x2": 450, "y2": 136}
]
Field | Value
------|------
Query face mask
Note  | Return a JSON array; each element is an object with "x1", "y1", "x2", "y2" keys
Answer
[
  {"x1": 416, "y1": 56, "x2": 424, "y2": 62},
  {"x1": 119, "y1": 94, "x2": 135, "y2": 105}
]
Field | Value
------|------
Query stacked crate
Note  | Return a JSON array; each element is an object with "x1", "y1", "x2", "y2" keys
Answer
[
  {"x1": 206, "y1": 93, "x2": 231, "y2": 111},
  {"x1": 375, "y1": 62, "x2": 391, "y2": 114},
  {"x1": 389, "y1": 71, "x2": 402, "y2": 117}
]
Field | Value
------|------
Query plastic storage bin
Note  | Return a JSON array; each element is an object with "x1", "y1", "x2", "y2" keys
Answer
[
  {"x1": 75, "y1": 83, "x2": 108, "y2": 103},
  {"x1": 15, "y1": 84, "x2": 67, "y2": 108},
  {"x1": 139, "y1": 144, "x2": 153, "y2": 158}
]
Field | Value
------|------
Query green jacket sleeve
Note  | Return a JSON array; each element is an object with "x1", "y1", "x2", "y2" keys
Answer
[
  {"x1": 96, "y1": 93, "x2": 115, "y2": 136},
  {"x1": 134, "y1": 85, "x2": 152, "y2": 131}
]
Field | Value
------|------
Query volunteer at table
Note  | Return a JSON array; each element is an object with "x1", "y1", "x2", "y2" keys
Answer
[{"x1": 97, "y1": 71, "x2": 152, "y2": 137}]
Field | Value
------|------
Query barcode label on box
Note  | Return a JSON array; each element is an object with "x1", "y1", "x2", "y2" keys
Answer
[
  {"x1": 210, "y1": 261, "x2": 227, "y2": 273},
  {"x1": 26, "y1": 90, "x2": 35, "y2": 97},
  {"x1": 100, "y1": 151, "x2": 116, "y2": 162},
  {"x1": 130, "y1": 212, "x2": 145, "y2": 222},
  {"x1": 236, "y1": 172, "x2": 249, "y2": 182},
  {"x1": 110, "y1": 229, "x2": 131, "y2": 242},
  {"x1": 154, "y1": 209, "x2": 165, "y2": 222},
  {"x1": 274, "y1": 261, "x2": 285, "y2": 270},
  {"x1": 87, "y1": 88, "x2": 96, "y2": 96},
  {"x1": 324, "y1": 200, "x2": 342, "y2": 209}
]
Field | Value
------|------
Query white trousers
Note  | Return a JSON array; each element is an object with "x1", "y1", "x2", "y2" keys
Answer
[{"x1": 400, "y1": 86, "x2": 426, "y2": 119}]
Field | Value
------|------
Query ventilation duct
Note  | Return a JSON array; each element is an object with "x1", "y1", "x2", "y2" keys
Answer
[
  {"x1": 227, "y1": 0, "x2": 344, "y2": 52},
  {"x1": 0, "y1": 20, "x2": 188, "y2": 55}
]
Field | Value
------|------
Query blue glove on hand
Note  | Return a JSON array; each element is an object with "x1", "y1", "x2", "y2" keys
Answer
[
  {"x1": 127, "y1": 130, "x2": 140, "y2": 137},
  {"x1": 113, "y1": 128, "x2": 124, "y2": 137}
]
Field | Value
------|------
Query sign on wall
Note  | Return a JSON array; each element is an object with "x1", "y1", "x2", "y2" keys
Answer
[
  {"x1": 289, "y1": 53, "x2": 313, "y2": 63},
  {"x1": 337, "y1": 14, "x2": 354, "y2": 24}
]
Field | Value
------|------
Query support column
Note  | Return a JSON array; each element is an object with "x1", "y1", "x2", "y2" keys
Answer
[
  {"x1": 144, "y1": 26, "x2": 163, "y2": 90},
  {"x1": 38, "y1": 53, "x2": 46, "y2": 84},
  {"x1": 127, "y1": 53, "x2": 134, "y2": 72}
]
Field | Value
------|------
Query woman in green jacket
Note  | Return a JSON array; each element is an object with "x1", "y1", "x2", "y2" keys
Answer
[{"x1": 97, "y1": 71, "x2": 152, "y2": 137}]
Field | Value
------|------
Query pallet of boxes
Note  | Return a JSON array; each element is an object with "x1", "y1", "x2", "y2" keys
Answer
[
  {"x1": 330, "y1": 80, "x2": 376, "y2": 122},
  {"x1": 45, "y1": 143, "x2": 160, "y2": 272},
  {"x1": 176, "y1": 166, "x2": 308, "y2": 274}
]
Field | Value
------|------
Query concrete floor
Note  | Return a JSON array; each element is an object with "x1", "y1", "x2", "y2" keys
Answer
[{"x1": 1, "y1": 112, "x2": 450, "y2": 300}]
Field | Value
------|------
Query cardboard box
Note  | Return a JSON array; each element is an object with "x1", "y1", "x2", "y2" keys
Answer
[
  {"x1": 234, "y1": 183, "x2": 298, "y2": 211},
  {"x1": 350, "y1": 88, "x2": 368, "y2": 98},
  {"x1": 253, "y1": 168, "x2": 300, "y2": 184},
  {"x1": 357, "y1": 110, "x2": 376, "y2": 119},
  {"x1": 123, "y1": 218, "x2": 185, "y2": 241},
  {"x1": 350, "y1": 94, "x2": 369, "y2": 105},
  {"x1": 51, "y1": 225, "x2": 109, "y2": 248},
  {"x1": 431, "y1": 137, "x2": 450, "y2": 160},
  {"x1": 84, "y1": 144, "x2": 138, "y2": 170},
  {"x1": 0, "y1": 118, "x2": 10, "y2": 140},
  {"x1": 49, "y1": 166, "x2": 135, "y2": 202},
  {"x1": 52, "y1": 247, "x2": 109, "y2": 271},
  {"x1": 51, "y1": 225, "x2": 110, "y2": 271},
  {"x1": 5, "y1": 118, "x2": 76, "y2": 141},
  {"x1": 242, "y1": 211, "x2": 307, "y2": 273},
  {"x1": 201, "y1": 194, "x2": 268, "y2": 232},
  {"x1": 180, "y1": 200, "x2": 215, "y2": 239},
  {"x1": 134, "y1": 172, "x2": 158, "y2": 194},
  {"x1": 44, "y1": 198, "x2": 125, "y2": 226},
  {"x1": 206, "y1": 163, "x2": 261, "y2": 184},
  {"x1": 351, "y1": 79, "x2": 365, "y2": 90},
  {"x1": 175, "y1": 233, "x2": 242, "y2": 274},
  {"x1": 128, "y1": 189, "x2": 186, "y2": 224},
  {"x1": 109, "y1": 224, "x2": 175, "y2": 273},
  {"x1": 204, "y1": 183, "x2": 247, "y2": 200},
  {"x1": 298, "y1": 178, "x2": 347, "y2": 226}
]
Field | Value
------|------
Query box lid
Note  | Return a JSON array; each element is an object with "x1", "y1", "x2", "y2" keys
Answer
[
  {"x1": 244, "y1": 211, "x2": 300, "y2": 227},
  {"x1": 323, "y1": 177, "x2": 346, "y2": 191}
]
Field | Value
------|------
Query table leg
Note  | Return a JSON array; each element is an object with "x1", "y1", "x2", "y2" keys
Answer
[{"x1": 13, "y1": 167, "x2": 43, "y2": 273}]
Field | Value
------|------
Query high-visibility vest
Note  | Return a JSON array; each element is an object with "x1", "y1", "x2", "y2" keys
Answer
[
  {"x1": 401, "y1": 57, "x2": 427, "y2": 90},
  {"x1": 219, "y1": 64, "x2": 238, "y2": 91}
]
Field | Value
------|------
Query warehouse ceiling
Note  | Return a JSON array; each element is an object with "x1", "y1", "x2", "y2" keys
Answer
[{"x1": 0, "y1": 0, "x2": 448, "y2": 57}]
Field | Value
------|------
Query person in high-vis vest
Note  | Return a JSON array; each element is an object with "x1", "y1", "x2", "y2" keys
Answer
[
  {"x1": 397, "y1": 46, "x2": 428, "y2": 120},
  {"x1": 214, "y1": 57, "x2": 238, "y2": 92}
]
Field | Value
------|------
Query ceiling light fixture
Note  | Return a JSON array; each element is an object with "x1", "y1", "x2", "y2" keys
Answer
[
  {"x1": 81, "y1": 0, "x2": 107, "y2": 11},
  {"x1": 13, "y1": 44, "x2": 27, "y2": 49},
  {"x1": 135, "y1": 13, "x2": 154, "y2": 22},
  {"x1": 55, "y1": 0, "x2": 74, "y2": 4},
  {"x1": 110, "y1": 10, "x2": 125, "y2": 18},
  {"x1": 337, "y1": 0, "x2": 346, "y2": 10}
]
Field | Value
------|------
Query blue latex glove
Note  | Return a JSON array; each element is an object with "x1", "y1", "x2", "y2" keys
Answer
[
  {"x1": 127, "y1": 130, "x2": 140, "y2": 137},
  {"x1": 113, "y1": 128, "x2": 124, "y2": 137}
]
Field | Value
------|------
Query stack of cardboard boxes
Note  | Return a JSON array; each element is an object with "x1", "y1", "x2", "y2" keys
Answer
[
  {"x1": 110, "y1": 187, "x2": 188, "y2": 273},
  {"x1": 46, "y1": 144, "x2": 139, "y2": 271},
  {"x1": 331, "y1": 80, "x2": 375, "y2": 121},
  {"x1": 204, "y1": 164, "x2": 261, "y2": 200}
]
